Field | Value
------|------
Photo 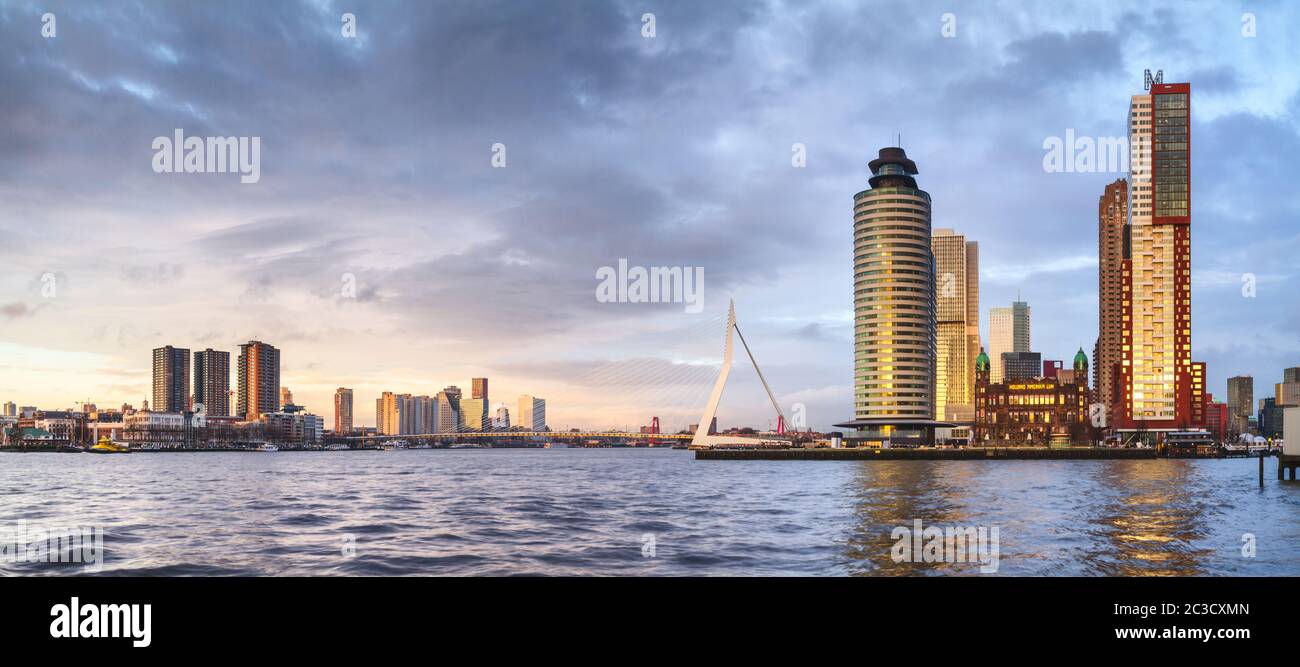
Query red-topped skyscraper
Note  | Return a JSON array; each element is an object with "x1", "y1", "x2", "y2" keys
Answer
[{"x1": 1116, "y1": 73, "x2": 1204, "y2": 438}]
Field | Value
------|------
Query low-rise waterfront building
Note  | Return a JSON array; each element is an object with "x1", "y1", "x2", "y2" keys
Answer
[
  {"x1": 974, "y1": 349, "x2": 1089, "y2": 446},
  {"x1": 3, "y1": 426, "x2": 55, "y2": 448},
  {"x1": 122, "y1": 410, "x2": 194, "y2": 448}
]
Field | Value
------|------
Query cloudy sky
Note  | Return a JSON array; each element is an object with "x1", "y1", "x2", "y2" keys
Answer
[{"x1": 1, "y1": 0, "x2": 1298, "y2": 431}]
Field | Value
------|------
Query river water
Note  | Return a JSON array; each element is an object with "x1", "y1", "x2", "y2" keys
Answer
[{"x1": 1, "y1": 449, "x2": 1295, "y2": 575}]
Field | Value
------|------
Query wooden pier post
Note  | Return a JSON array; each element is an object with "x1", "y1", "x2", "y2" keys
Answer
[{"x1": 1260, "y1": 450, "x2": 1265, "y2": 488}]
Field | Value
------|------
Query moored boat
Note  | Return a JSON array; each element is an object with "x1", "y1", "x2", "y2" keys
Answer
[{"x1": 87, "y1": 435, "x2": 130, "y2": 454}]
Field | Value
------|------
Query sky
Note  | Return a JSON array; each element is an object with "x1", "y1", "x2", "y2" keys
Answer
[{"x1": 1, "y1": 0, "x2": 1298, "y2": 432}]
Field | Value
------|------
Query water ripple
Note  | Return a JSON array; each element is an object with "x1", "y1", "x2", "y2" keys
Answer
[{"x1": 0, "y1": 451, "x2": 1296, "y2": 575}]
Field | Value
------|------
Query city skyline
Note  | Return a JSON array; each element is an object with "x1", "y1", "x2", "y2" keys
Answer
[{"x1": 2, "y1": 3, "x2": 1299, "y2": 432}]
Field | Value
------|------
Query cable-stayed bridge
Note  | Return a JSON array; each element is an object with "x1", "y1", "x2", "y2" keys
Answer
[{"x1": 349, "y1": 300, "x2": 793, "y2": 448}]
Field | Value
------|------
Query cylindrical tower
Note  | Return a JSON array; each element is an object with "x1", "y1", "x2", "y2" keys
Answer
[{"x1": 853, "y1": 147, "x2": 936, "y2": 424}]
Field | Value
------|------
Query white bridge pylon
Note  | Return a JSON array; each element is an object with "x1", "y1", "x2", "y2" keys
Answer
[{"x1": 690, "y1": 300, "x2": 789, "y2": 449}]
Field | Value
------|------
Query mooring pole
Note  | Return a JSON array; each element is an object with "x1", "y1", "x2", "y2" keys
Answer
[{"x1": 1259, "y1": 449, "x2": 1265, "y2": 488}]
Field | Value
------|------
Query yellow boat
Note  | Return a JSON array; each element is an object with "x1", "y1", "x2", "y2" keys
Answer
[{"x1": 88, "y1": 435, "x2": 130, "y2": 454}]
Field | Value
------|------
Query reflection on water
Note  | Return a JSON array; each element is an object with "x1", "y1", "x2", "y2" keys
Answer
[
  {"x1": 0, "y1": 451, "x2": 1296, "y2": 575},
  {"x1": 1082, "y1": 460, "x2": 1215, "y2": 576},
  {"x1": 845, "y1": 461, "x2": 979, "y2": 575},
  {"x1": 842, "y1": 458, "x2": 1297, "y2": 576}
]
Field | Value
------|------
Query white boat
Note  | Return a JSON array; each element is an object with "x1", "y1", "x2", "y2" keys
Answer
[
  {"x1": 257, "y1": 444, "x2": 279, "y2": 452},
  {"x1": 325, "y1": 444, "x2": 349, "y2": 451}
]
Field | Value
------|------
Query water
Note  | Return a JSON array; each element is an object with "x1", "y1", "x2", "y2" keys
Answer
[{"x1": 1, "y1": 449, "x2": 1296, "y2": 575}]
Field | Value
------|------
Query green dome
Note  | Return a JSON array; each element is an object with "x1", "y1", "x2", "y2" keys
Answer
[
  {"x1": 1073, "y1": 347, "x2": 1088, "y2": 371},
  {"x1": 975, "y1": 348, "x2": 990, "y2": 373}
]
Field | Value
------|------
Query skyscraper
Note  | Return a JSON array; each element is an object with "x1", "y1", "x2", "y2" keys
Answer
[
  {"x1": 416, "y1": 395, "x2": 435, "y2": 434},
  {"x1": 375, "y1": 392, "x2": 426, "y2": 435},
  {"x1": 459, "y1": 398, "x2": 487, "y2": 431},
  {"x1": 1001, "y1": 351, "x2": 1042, "y2": 382},
  {"x1": 1117, "y1": 77, "x2": 1200, "y2": 434},
  {"x1": 988, "y1": 301, "x2": 1030, "y2": 383},
  {"x1": 837, "y1": 147, "x2": 939, "y2": 446},
  {"x1": 1096, "y1": 178, "x2": 1128, "y2": 419},
  {"x1": 1278, "y1": 379, "x2": 1300, "y2": 407},
  {"x1": 1280, "y1": 366, "x2": 1300, "y2": 408},
  {"x1": 932, "y1": 229, "x2": 980, "y2": 423},
  {"x1": 441, "y1": 385, "x2": 463, "y2": 430},
  {"x1": 399, "y1": 394, "x2": 419, "y2": 435},
  {"x1": 237, "y1": 340, "x2": 280, "y2": 420},
  {"x1": 1259, "y1": 397, "x2": 1281, "y2": 438},
  {"x1": 376, "y1": 391, "x2": 400, "y2": 435},
  {"x1": 517, "y1": 395, "x2": 546, "y2": 431},
  {"x1": 434, "y1": 392, "x2": 457, "y2": 433},
  {"x1": 469, "y1": 378, "x2": 489, "y2": 428},
  {"x1": 193, "y1": 349, "x2": 231, "y2": 417},
  {"x1": 334, "y1": 387, "x2": 353, "y2": 434},
  {"x1": 442, "y1": 386, "x2": 462, "y2": 413},
  {"x1": 1227, "y1": 376, "x2": 1253, "y2": 435},
  {"x1": 151, "y1": 345, "x2": 190, "y2": 413}
]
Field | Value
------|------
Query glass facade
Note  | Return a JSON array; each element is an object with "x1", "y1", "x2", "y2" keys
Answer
[{"x1": 853, "y1": 148, "x2": 936, "y2": 422}]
